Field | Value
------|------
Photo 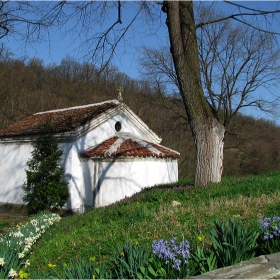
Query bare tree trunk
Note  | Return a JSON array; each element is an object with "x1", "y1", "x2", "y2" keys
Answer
[
  {"x1": 194, "y1": 119, "x2": 225, "y2": 186},
  {"x1": 165, "y1": 1, "x2": 225, "y2": 186}
]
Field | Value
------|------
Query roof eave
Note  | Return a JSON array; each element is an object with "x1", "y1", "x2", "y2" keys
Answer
[
  {"x1": 80, "y1": 155, "x2": 179, "y2": 161},
  {"x1": 0, "y1": 105, "x2": 119, "y2": 143}
]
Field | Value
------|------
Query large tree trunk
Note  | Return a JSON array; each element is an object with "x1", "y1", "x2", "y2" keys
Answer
[
  {"x1": 165, "y1": 1, "x2": 225, "y2": 187},
  {"x1": 194, "y1": 119, "x2": 225, "y2": 186}
]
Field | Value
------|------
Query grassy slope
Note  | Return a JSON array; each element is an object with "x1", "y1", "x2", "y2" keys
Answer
[
  {"x1": 0, "y1": 220, "x2": 11, "y2": 232},
  {"x1": 28, "y1": 172, "x2": 280, "y2": 274}
]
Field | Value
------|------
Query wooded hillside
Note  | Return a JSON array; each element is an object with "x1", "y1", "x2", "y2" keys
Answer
[{"x1": 1, "y1": 53, "x2": 279, "y2": 179}]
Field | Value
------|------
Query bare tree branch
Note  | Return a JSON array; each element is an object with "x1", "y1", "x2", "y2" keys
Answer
[
  {"x1": 194, "y1": 3, "x2": 280, "y2": 126},
  {"x1": 95, "y1": 1, "x2": 146, "y2": 72},
  {"x1": 196, "y1": 1, "x2": 280, "y2": 35},
  {"x1": 140, "y1": 4, "x2": 280, "y2": 129}
]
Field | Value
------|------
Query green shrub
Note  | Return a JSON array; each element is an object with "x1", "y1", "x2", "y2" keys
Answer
[{"x1": 23, "y1": 124, "x2": 69, "y2": 214}]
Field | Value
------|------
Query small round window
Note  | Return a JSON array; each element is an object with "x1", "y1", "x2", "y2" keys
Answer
[{"x1": 115, "y1": 121, "x2": 122, "y2": 132}]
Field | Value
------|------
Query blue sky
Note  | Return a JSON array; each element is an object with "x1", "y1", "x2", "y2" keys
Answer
[{"x1": 1, "y1": 1, "x2": 280, "y2": 126}]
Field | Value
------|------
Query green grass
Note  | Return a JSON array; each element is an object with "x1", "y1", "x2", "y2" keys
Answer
[
  {"x1": 27, "y1": 171, "x2": 280, "y2": 275},
  {"x1": 0, "y1": 220, "x2": 11, "y2": 232}
]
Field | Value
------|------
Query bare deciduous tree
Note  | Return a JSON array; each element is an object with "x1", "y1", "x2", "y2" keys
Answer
[
  {"x1": 197, "y1": 6, "x2": 280, "y2": 127},
  {"x1": 140, "y1": 5, "x2": 280, "y2": 132},
  {"x1": 139, "y1": 2, "x2": 280, "y2": 186}
]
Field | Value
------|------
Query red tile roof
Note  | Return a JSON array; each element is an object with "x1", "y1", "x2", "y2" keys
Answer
[
  {"x1": 80, "y1": 135, "x2": 180, "y2": 159},
  {"x1": 0, "y1": 102, "x2": 118, "y2": 137}
]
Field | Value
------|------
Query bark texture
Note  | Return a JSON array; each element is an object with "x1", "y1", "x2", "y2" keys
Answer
[{"x1": 165, "y1": 1, "x2": 225, "y2": 186}]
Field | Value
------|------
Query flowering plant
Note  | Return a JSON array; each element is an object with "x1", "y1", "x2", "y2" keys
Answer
[
  {"x1": 152, "y1": 237, "x2": 191, "y2": 279},
  {"x1": 259, "y1": 216, "x2": 280, "y2": 254},
  {"x1": 0, "y1": 212, "x2": 61, "y2": 279}
]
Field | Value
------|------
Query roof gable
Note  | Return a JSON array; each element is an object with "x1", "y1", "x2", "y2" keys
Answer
[
  {"x1": 0, "y1": 100, "x2": 162, "y2": 144},
  {"x1": 80, "y1": 133, "x2": 180, "y2": 159}
]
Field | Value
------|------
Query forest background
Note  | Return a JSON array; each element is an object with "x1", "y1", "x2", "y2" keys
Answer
[{"x1": 0, "y1": 48, "x2": 279, "y2": 179}]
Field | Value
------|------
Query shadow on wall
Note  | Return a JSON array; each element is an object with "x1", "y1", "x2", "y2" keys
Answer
[
  {"x1": 92, "y1": 157, "x2": 145, "y2": 207},
  {"x1": 69, "y1": 117, "x2": 120, "y2": 212},
  {"x1": 81, "y1": 157, "x2": 178, "y2": 209}
]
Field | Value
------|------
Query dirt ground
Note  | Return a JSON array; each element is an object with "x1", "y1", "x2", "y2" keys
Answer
[
  {"x1": 0, "y1": 213, "x2": 29, "y2": 232},
  {"x1": 0, "y1": 203, "x2": 29, "y2": 233}
]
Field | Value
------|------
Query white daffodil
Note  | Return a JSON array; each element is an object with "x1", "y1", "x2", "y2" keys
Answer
[
  {"x1": 0, "y1": 257, "x2": 5, "y2": 266},
  {"x1": 24, "y1": 259, "x2": 30, "y2": 267},
  {"x1": 13, "y1": 231, "x2": 24, "y2": 238},
  {"x1": 8, "y1": 268, "x2": 18, "y2": 278},
  {"x1": 30, "y1": 219, "x2": 37, "y2": 226},
  {"x1": 23, "y1": 247, "x2": 29, "y2": 253}
]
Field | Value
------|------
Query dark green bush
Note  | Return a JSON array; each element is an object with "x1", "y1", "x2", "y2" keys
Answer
[{"x1": 23, "y1": 124, "x2": 69, "y2": 214}]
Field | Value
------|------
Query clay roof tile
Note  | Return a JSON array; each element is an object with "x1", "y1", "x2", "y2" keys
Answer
[
  {"x1": 80, "y1": 135, "x2": 180, "y2": 159},
  {"x1": 0, "y1": 102, "x2": 118, "y2": 137}
]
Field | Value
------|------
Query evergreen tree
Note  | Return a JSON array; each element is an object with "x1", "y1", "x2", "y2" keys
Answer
[{"x1": 23, "y1": 124, "x2": 69, "y2": 214}]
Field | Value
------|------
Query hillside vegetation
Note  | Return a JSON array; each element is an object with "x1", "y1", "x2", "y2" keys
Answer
[{"x1": 0, "y1": 54, "x2": 279, "y2": 178}]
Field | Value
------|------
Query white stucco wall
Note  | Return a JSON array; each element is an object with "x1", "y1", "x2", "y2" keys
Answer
[
  {"x1": 0, "y1": 143, "x2": 33, "y2": 205},
  {"x1": 0, "y1": 141, "x2": 77, "y2": 209},
  {"x1": 80, "y1": 157, "x2": 178, "y2": 208},
  {"x1": 68, "y1": 112, "x2": 153, "y2": 211},
  {"x1": 0, "y1": 106, "x2": 179, "y2": 212},
  {"x1": 74, "y1": 112, "x2": 155, "y2": 153}
]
